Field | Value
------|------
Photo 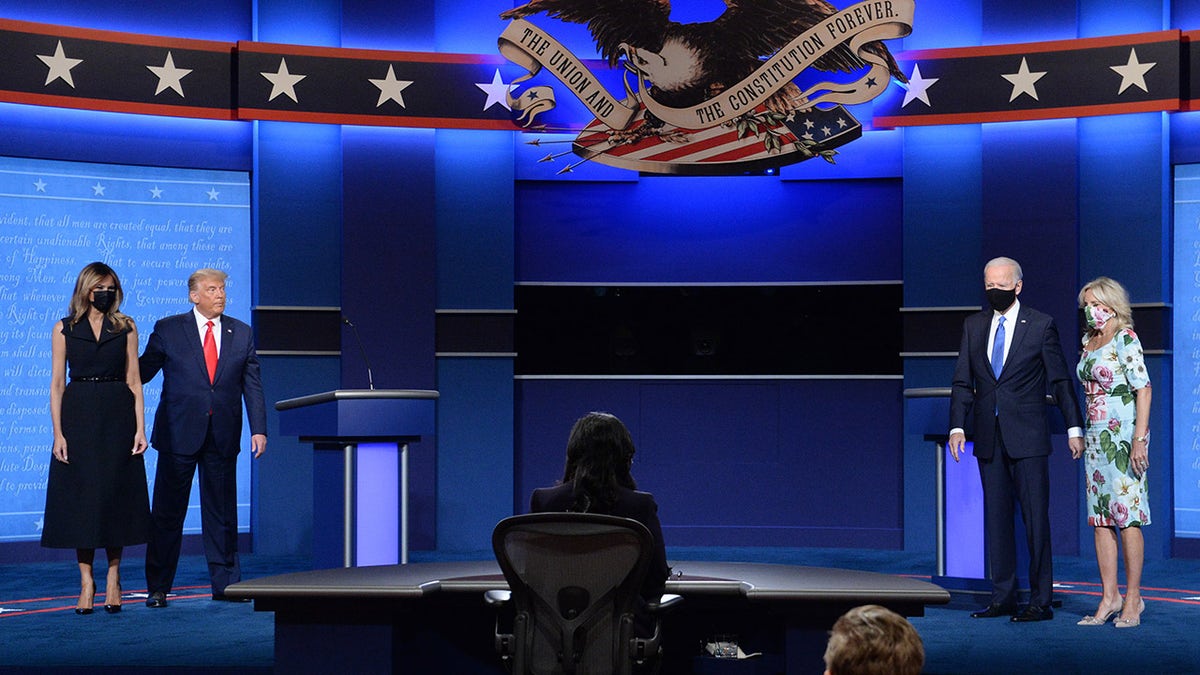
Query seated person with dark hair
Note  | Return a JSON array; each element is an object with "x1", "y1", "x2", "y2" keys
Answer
[
  {"x1": 823, "y1": 604, "x2": 925, "y2": 675},
  {"x1": 530, "y1": 412, "x2": 671, "y2": 616}
]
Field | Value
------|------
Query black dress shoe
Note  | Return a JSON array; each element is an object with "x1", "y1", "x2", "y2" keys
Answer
[
  {"x1": 1011, "y1": 605, "x2": 1054, "y2": 622},
  {"x1": 103, "y1": 604, "x2": 122, "y2": 614},
  {"x1": 146, "y1": 592, "x2": 168, "y2": 608},
  {"x1": 970, "y1": 603, "x2": 1018, "y2": 618},
  {"x1": 212, "y1": 593, "x2": 252, "y2": 603},
  {"x1": 74, "y1": 607, "x2": 94, "y2": 615}
]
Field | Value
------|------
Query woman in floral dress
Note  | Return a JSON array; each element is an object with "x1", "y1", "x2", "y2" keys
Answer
[{"x1": 1074, "y1": 277, "x2": 1151, "y2": 628}]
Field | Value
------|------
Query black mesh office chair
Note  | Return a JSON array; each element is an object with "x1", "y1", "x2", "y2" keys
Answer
[{"x1": 485, "y1": 512, "x2": 680, "y2": 675}]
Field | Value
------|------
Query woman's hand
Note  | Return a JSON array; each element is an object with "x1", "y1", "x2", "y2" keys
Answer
[
  {"x1": 52, "y1": 435, "x2": 69, "y2": 464},
  {"x1": 1131, "y1": 436, "x2": 1149, "y2": 476},
  {"x1": 132, "y1": 431, "x2": 148, "y2": 456}
]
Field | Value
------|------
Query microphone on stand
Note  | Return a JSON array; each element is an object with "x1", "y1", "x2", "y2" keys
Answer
[{"x1": 341, "y1": 315, "x2": 375, "y2": 391}]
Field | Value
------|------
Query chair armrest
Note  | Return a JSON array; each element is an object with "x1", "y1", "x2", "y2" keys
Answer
[
  {"x1": 484, "y1": 589, "x2": 511, "y2": 607},
  {"x1": 646, "y1": 593, "x2": 682, "y2": 613}
]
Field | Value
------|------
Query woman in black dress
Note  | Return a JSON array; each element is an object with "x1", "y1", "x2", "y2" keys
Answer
[{"x1": 43, "y1": 262, "x2": 151, "y2": 614}]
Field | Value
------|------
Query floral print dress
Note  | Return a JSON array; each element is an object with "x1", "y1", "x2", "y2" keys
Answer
[{"x1": 1076, "y1": 328, "x2": 1151, "y2": 528}]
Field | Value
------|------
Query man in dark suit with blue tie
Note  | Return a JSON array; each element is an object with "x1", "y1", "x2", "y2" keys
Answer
[
  {"x1": 140, "y1": 269, "x2": 267, "y2": 607},
  {"x1": 948, "y1": 257, "x2": 1083, "y2": 623}
]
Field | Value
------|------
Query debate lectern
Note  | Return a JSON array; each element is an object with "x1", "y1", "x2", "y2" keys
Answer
[
  {"x1": 276, "y1": 389, "x2": 438, "y2": 568},
  {"x1": 905, "y1": 387, "x2": 1068, "y2": 597},
  {"x1": 904, "y1": 387, "x2": 987, "y2": 591}
]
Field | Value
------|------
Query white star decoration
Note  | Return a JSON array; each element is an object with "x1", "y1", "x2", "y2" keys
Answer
[
  {"x1": 150, "y1": 186, "x2": 163, "y2": 199},
  {"x1": 261, "y1": 58, "x2": 306, "y2": 103},
  {"x1": 369, "y1": 64, "x2": 413, "y2": 108},
  {"x1": 147, "y1": 51, "x2": 192, "y2": 97},
  {"x1": 1002, "y1": 57, "x2": 1047, "y2": 102},
  {"x1": 91, "y1": 182, "x2": 106, "y2": 196},
  {"x1": 902, "y1": 63, "x2": 938, "y2": 107},
  {"x1": 33, "y1": 178, "x2": 47, "y2": 192},
  {"x1": 37, "y1": 40, "x2": 83, "y2": 88},
  {"x1": 1110, "y1": 48, "x2": 1156, "y2": 95},
  {"x1": 206, "y1": 188, "x2": 220, "y2": 201},
  {"x1": 475, "y1": 70, "x2": 512, "y2": 112}
]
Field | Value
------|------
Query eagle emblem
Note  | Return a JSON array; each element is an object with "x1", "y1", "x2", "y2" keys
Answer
[{"x1": 498, "y1": 0, "x2": 914, "y2": 174}]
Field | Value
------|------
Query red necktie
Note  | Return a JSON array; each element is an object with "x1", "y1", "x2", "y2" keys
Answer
[{"x1": 203, "y1": 321, "x2": 218, "y2": 383}]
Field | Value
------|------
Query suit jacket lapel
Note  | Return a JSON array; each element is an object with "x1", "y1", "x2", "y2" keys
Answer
[
  {"x1": 1002, "y1": 306, "x2": 1031, "y2": 378},
  {"x1": 975, "y1": 312, "x2": 1001, "y2": 382},
  {"x1": 212, "y1": 320, "x2": 233, "y2": 384},
  {"x1": 184, "y1": 313, "x2": 210, "y2": 382}
]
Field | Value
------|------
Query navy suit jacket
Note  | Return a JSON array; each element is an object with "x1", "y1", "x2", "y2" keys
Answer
[
  {"x1": 530, "y1": 482, "x2": 671, "y2": 599},
  {"x1": 949, "y1": 304, "x2": 1083, "y2": 459},
  {"x1": 140, "y1": 311, "x2": 267, "y2": 457}
]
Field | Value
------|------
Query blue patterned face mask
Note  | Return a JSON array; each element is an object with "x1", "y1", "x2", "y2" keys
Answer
[{"x1": 1084, "y1": 304, "x2": 1113, "y2": 330}]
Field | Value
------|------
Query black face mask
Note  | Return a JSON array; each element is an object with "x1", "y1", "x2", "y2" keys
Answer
[
  {"x1": 91, "y1": 290, "x2": 116, "y2": 313},
  {"x1": 985, "y1": 287, "x2": 1016, "y2": 313}
]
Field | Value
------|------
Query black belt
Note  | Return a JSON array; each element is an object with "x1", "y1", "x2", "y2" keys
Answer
[{"x1": 71, "y1": 376, "x2": 123, "y2": 382}]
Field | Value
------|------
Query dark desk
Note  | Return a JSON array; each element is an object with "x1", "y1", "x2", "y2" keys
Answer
[{"x1": 228, "y1": 560, "x2": 949, "y2": 674}]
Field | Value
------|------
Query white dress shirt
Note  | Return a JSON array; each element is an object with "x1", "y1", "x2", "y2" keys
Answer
[{"x1": 194, "y1": 307, "x2": 222, "y2": 355}]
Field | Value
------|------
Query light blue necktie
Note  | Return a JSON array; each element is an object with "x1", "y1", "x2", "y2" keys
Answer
[{"x1": 991, "y1": 315, "x2": 1006, "y2": 380}]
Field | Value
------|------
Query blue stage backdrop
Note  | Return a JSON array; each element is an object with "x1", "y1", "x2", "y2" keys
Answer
[
  {"x1": 1174, "y1": 162, "x2": 1200, "y2": 541},
  {"x1": 0, "y1": 155, "x2": 252, "y2": 544}
]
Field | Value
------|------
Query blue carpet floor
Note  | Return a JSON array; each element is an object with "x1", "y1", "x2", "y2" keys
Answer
[{"x1": 1, "y1": 547, "x2": 1198, "y2": 673}]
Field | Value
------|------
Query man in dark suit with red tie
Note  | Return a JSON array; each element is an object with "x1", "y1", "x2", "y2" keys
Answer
[
  {"x1": 140, "y1": 269, "x2": 267, "y2": 607},
  {"x1": 948, "y1": 257, "x2": 1083, "y2": 622}
]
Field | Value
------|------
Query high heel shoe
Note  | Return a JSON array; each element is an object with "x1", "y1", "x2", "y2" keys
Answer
[
  {"x1": 104, "y1": 582, "x2": 122, "y2": 614},
  {"x1": 76, "y1": 585, "x2": 95, "y2": 615},
  {"x1": 1077, "y1": 600, "x2": 1123, "y2": 626},
  {"x1": 1114, "y1": 598, "x2": 1145, "y2": 628}
]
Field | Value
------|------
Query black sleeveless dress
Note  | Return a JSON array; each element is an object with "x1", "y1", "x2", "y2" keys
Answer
[{"x1": 41, "y1": 317, "x2": 151, "y2": 549}]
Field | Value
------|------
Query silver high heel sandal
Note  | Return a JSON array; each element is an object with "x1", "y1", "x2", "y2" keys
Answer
[
  {"x1": 1114, "y1": 598, "x2": 1145, "y2": 628},
  {"x1": 1077, "y1": 600, "x2": 1122, "y2": 626}
]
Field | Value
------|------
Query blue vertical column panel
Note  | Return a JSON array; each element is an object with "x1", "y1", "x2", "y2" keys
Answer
[
  {"x1": 1078, "y1": 112, "x2": 1170, "y2": 560},
  {"x1": 901, "y1": 124, "x2": 983, "y2": 554},
  {"x1": 342, "y1": 0, "x2": 435, "y2": 50},
  {"x1": 434, "y1": 129, "x2": 516, "y2": 552},
  {"x1": 436, "y1": 130, "x2": 515, "y2": 309},
  {"x1": 434, "y1": 0, "x2": 512, "y2": 54},
  {"x1": 980, "y1": 118, "x2": 1081, "y2": 558},
  {"x1": 981, "y1": 0, "x2": 1075, "y2": 44},
  {"x1": 254, "y1": 122, "x2": 344, "y2": 306},
  {"x1": 253, "y1": 124, "x2": 345, "y2": 555},
  {"x1": 1173, "y1": 0, "x2": 1200, "y2": 31},
  {"x1": 1079, "y1": 0, "x2": 1165, "y2": 38},
  {"x1": 341, "y1": 126, "x2": 439, "y2": 549},
  {"x1": 901, "y1": 125, "x2": 983, "y2": 307},
  {"x1": 436, "y1": 358, "x2": 515, "y2": 552},
  {"x1": 251, "y1": 0, "x2": 344, "y2": 558},
  {"x1": 903, "y1": 0, "x2": 981, "y2": 51},
  {"x1": 1078, "y1": 114, "x2": 1168, "y2": 301},
  {"x1": 254, "y1": 357, "x2": 341, "y2": 556}
]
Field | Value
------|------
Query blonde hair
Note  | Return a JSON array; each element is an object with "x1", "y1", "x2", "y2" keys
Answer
[
  {"x1": 1078, "y1": 276, "x2": 1133, "y2": 334},
  {"x1": 188, "y1": 268, "x2": 229, "y2": 293},
  {"x1": 67, "y1": 262, "x2": 133, "y2": 332},
  {"x1": 823, "y1": 605, "x2": 924, "y2": 675}
]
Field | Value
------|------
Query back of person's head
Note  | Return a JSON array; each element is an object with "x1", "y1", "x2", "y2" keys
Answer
[
  {"x1": 561, "y1": 412, "x2": 637, "y2": 513},
  {"x1": 823, "y1": 604, "x2": 924, "y2": 675}
]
